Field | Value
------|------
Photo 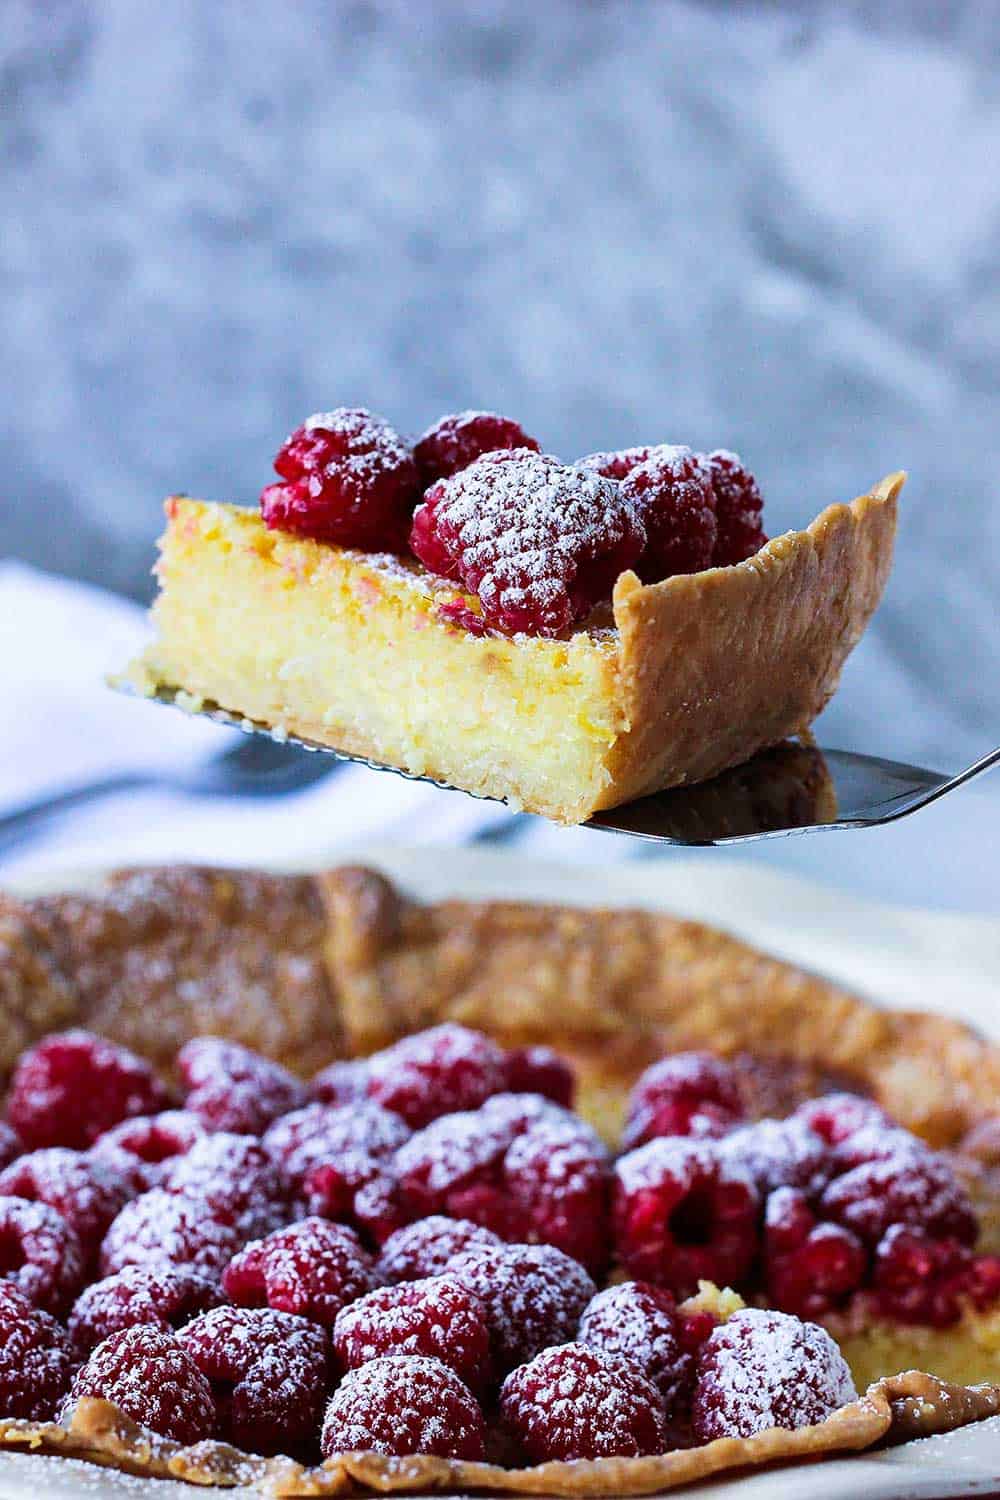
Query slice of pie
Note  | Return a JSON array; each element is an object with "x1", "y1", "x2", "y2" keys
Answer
[
  {"x1": 0, "y1": 863, "x2": 997, "y2": 1495},
  {"x1": 127, "y1": 406, "x2": 903, "y2": 823}
]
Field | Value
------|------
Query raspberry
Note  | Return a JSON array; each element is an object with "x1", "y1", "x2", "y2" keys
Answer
[
  {"x1": 223, "y1": 1217, "x2": 378, "y2": 1326},
  {"x1": 100, "y1": 1189, "x2": 243, "y2": 1278},
  {"x1": 264, "y1": 1100, "x2": 409, "y2": 1183},
  {"x1": 395, "y1": 1095, "x2": 609, "y2": 1272},
  {"x1": 831, "y1": 1124, "x2": 930, "y2": 1172},
  {"x1": 763, "y1": 1190, "x2": 867, "y2": 1318},
  {"x1": 409, "y1": 451, "x2": 645, "y2": 637},
  {"x1": 623, "y1": 1053, "x2": 745, "y2": 1151},
  {"x1": 613, "y1": 1139, "x2": 759, "y2": 1298},
  {"x1": 819, "y1": 1149, "x2": 977, "y2": 1247},
  {"x1": 578, "y1": 1280, "x2": 690, "y2": 1414},
  {"x1": 260, "y1": 408, "x2": 419, "y2": 552},
  {"x1": 414, "y1": 411, "x2": 541, "y2": 485},
  {"x1": 311, "y1": 1058, "x2": 371, "y2": 1106},
  {"x1": 64, "y1": 1325, "x2": 215, "y2": 1445},
  {"x1": 620, "y1": 446, "x2": 717, "y2": 582},
  {"x1": 0, "y1": 1148, "x2": 132, "y2": 1258},
  {"x1": 577, "y1": 446, "x2": 659, "y2": 481},
  {"x1": 178, "y1": 1304, "x2": 330, "y2": 1454},
  {"x1": 321, "y1": 1355, "x2": 485, "y2": 1460},
  {"x1": 502, "y1": 1342, "x2": 668, "y2": 1462},
  {"x1": 0, "y1": 1281, "x2": 74, "y2": 1420},
  {"x1": 720, "y1": 1118, "x2": 833, "y2": 1198},
  {"x1": 691, "y1": 1308, "x2": 856, "y2": 1441},
  {"x1": 162, "y1": 1132, "x2": 287, "y2": 1239},
  {"x1": 502, "y1": 1045, "x2": 575, "y2": 1107},
  {"x1": 178, "y1": 1037, "x2": 307, "y2": 1136},
  {"x1": 92, "y1": 1110, "x2": 206, "y2": 1192},
  {"x1": 333, "y1": 1274, "x2": 491, "y2": 1393},
  {"x1": 68, "y1": 1264, "x2": 222, "y2": 1358},
  {"x1": 446, "y1": 1242, "x2": 596, "y2": 1375},
  {"x1": 367, "y1": 1024, "x2": 508, "y2": 1128},
  {"x1": 794, "y1": 1093, "x2": 895, "y2": 1146},
  {"x1": 376, "y1": 1216, "x2": 503, "y2": 1284},
  {"x1": 0, "y1": 1194, "x2": 85, "y2": 1313},
  {"x1": 264, "y1": 1100, "x2": 408, "y2": 1240},
  {"x1": 0, "y1": 1123, "x2": 23, "y2": 1171},
  {"x1": 703, "y1": 450, "x2": 767, "y2": 566},
  {"x1": 7, "y1": 1030, "x2": 168, "y2": 1151}
]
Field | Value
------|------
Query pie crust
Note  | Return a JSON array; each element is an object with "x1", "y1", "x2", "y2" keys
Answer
[
  {"x1": 131, "y1": 474, "x2": 902, "y2": 822},
  {"x1": 1, "y1": 861, "x2": 998, "y2": 1494}
]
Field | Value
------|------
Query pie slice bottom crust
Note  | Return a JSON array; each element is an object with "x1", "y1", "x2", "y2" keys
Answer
[{"x1": 0, "y1": 862, "x2": 998, "y2": 1493}]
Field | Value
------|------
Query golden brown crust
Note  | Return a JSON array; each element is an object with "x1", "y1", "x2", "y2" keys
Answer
[
  {"x1": 318, "y1": 864, "x2": 998, "y2": 1146},
  {"x1": 0, "y1": 1375, "x2": 995, "y2": 1496},
  {"x1": 29, "y1": 867, "x2": 343, "y2": 1081},
  {"x1": 0, "y1": 894, "x2": 80, "y2": 1076},
  {"x1": 605, "y1": 475, "x2": 902, "y2": 806}
]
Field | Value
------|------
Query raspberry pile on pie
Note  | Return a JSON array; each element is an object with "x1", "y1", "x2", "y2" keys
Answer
[{"x1": 0, "y1": 1019, "x2": 996, "y2": 1471}]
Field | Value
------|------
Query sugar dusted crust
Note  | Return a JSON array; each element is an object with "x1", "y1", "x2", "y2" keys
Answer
[
  {"x1": 134, "y1": 475, "x2": 901, "y2": 822},
  {"x1": 0, "y1": 1375, "x2": 996, "y2": 1495}
]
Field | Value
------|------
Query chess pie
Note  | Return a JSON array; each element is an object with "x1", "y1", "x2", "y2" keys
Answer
[
  {"x1": 0, "y1": 864, "x2": 997, "y2": 1495},
  {"x1": 128, "y1": 407, "x2": 903, "y2": 822}
]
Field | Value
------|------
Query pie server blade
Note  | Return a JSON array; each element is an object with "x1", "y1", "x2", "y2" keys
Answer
[{"x1": 114, "y1": 685, "x2": 999, "y2": 847}]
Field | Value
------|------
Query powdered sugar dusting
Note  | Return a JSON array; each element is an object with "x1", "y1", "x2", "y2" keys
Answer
[{"x1": 692, "y1": 1307, "x2": 857, "y2": 1440}]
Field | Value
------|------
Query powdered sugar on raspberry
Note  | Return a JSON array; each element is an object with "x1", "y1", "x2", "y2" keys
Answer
[{"x1": 692, "y1": 1308, "x2": 856, "y2": 1441}]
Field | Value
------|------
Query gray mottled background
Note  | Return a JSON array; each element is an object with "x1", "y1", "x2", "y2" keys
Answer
[{"x1": 2, "y1": 0, "x2": 998, "y2": 773}]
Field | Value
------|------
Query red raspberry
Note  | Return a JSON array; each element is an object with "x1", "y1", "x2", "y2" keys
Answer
[
  {"x1": 260, "y1": 407, "x2": 419, "y2": 552},
  {"x1": 395, "y1": 1095, "x2": 610, "y2": 1272},
  {"x1": 763, "y1": 1190, "x2": 867, "y2": 1318},
  {"x1": 376, "y1": 1216, "x2": 503, "y2": 1284},
  {"x1": 446, "y1": 1242, "x2": 596, "y2": 1375},
  {"x1": 414, "y1": 411, "x2": 541, "y2": 485},
  {"x1": 0, "y1": 1148, "x2": 132, "y2": 1258},
  {"x1": 178, "y1": 1304, "x2": 330, "y2": 1454},
  {"x1": 410, "y1": 451, "x2": 645, "y2": 637},
  {"x1": 322, "y1": 1354, "x2": 485, "y2": 1459},
  {"x1": 819, "y1": 1150, "x2": 977, "y2": 1247},
  {"x1": 6, "y1": 1030, "x2": 168, "y2": 1151},
  {"x1": 223, "y1": 1217, "x2": 378, "y2": 1326},
  {"x1": 177, "y1": 1037, "x2": 307, "y2": 1136},
  {"x1": 367, "y1": 1024, "x2": 508, "y2": 1128},
  {"x1": 720, "y1": 1118, "x2": 833, "y2": 1198},
  {"x1": 831, "y1": 1124, "x2": 931, "y2": 1173},
  {"x1": 692, "y1": 1309, "x2": 855, "y2": 1441},
  {"x1": 620, "y1": 446, "x2": 717, "y2": 582},
  {"x1": 0, "y1": 1281, "x2": 74, "y2": 1420},
  {"x1": 577, "y1": 446, "x2": 659, "y2": 481},
  {"x1": 578, "y1": 1281, "x2": 689, "y2": 1414},
  {"x1": 64, "y1": 1325, "x2": 215, "y2": 1445},
  {"x1": 162, "y1": 1132, "x2": 288, "y2": 1237},
  {"x1": 703, "y1": 450, "x2": 767, "y2": 566},
  {"x1": 613, "y1": 1138, "x2": 759, "y2": 1298},
  {"x1": 264, "y1": 1100, "x2": 409, "y2": 1183},
  {"x1": 311, "y1": 1058, "x2": 370, "y2": 1106},
  {"x1": 502, "y1": 1045, "x2": 575, "y2": 1107},
  {"x1": 0, "y1": 1194, "x2": 85, "y2": 1313},
  {"x1": 0, "y1": 1123, "x2": 23, "y2": 1170},
  {"x1": 92, "y1": 1110, "x2": 206, "y2": 1192},
  {"x1": 794, "y1": 1093, "x2": 895, "y2": 1146},
  {"x1": 264, "y1": 1100, "x2": 408, "y2": 1239},
  {"x1": 501, "y1": 1342, "x2": 667, "y2": 1461},
  {"x1": 334, "y1": 1273, "x2": 491, "y2": 1392},
  {"x1": 100, "y1": 1189, "x2": 243, "y2": 1278},
  {"x1": 623, "y1": 1052, "x2": 745, "y2": 1151},
  {"x1": 69, "y1": 1263, "x2": 222, "y2": 1358}
]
